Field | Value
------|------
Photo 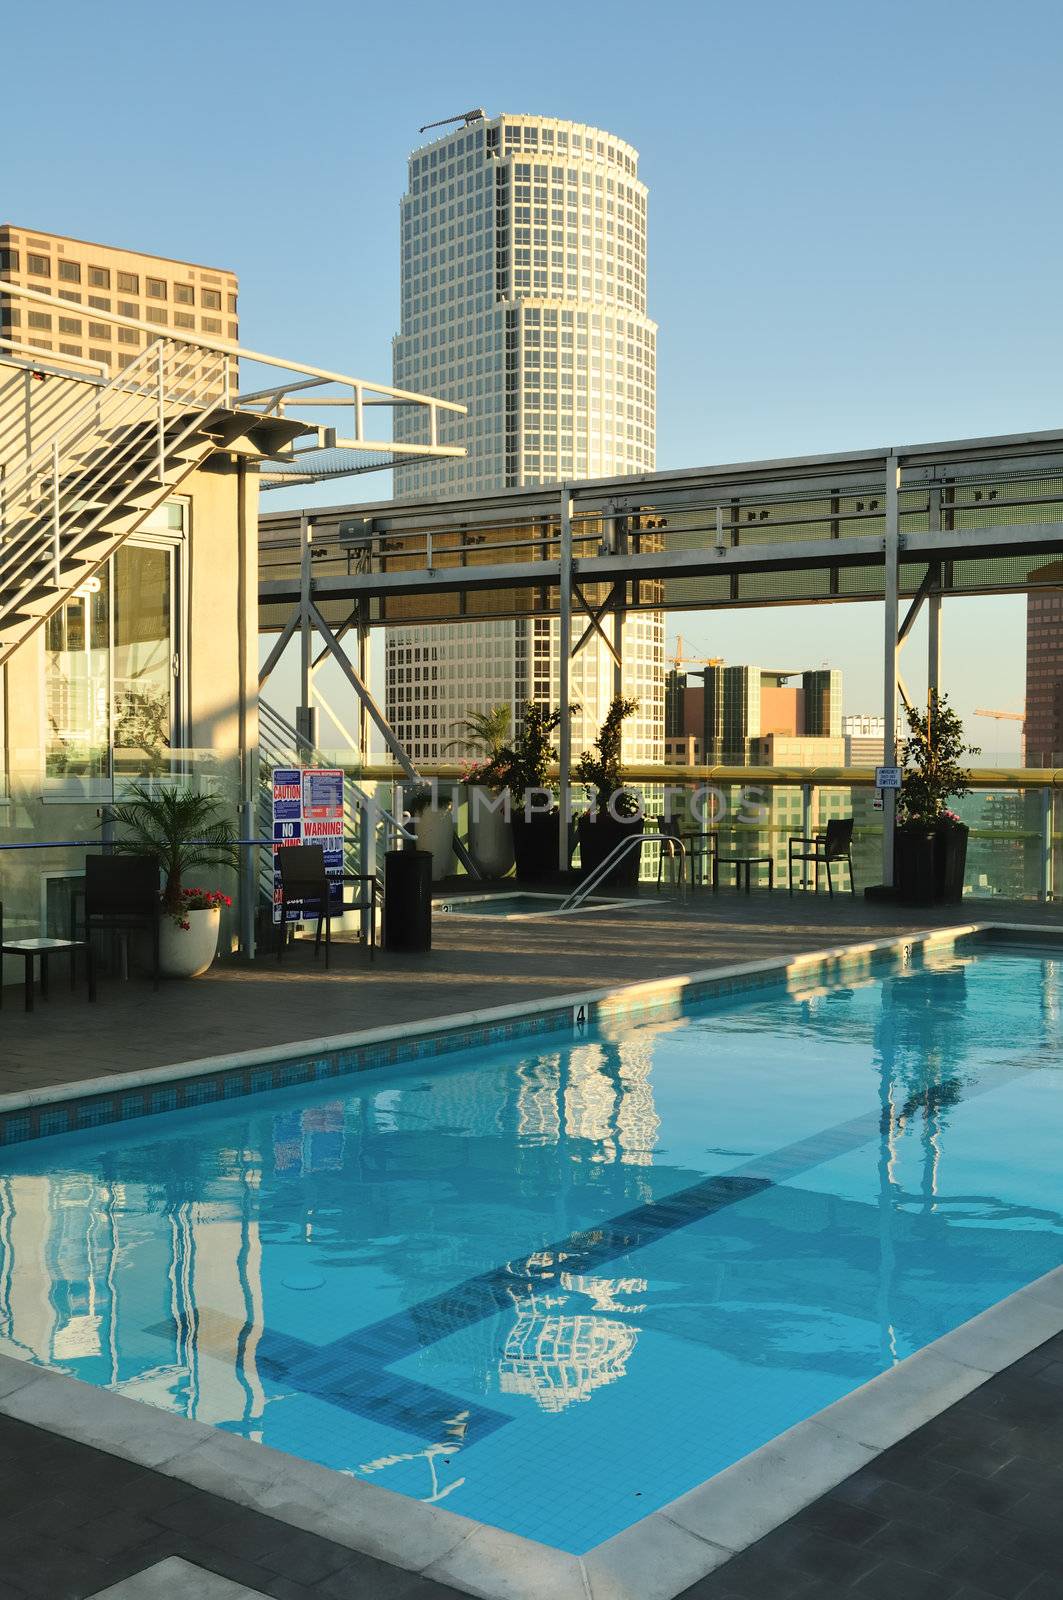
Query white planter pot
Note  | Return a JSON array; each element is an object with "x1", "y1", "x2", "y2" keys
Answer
[
  {"x1": 468, "y1": 801, "x2": 515, "y2": 878},
  {"x1": 159, "y1": 906, "x2": 220, "y2": 979},
  {"x1": 413, "y1": 808, "x2": 455, "y2": 882}
]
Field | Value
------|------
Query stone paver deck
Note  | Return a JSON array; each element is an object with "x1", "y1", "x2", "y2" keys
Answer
[
  {"x1": 3, "y1": 888, "x2": 1053, "y2": 1094},
  {"x1": 0, "y1": 891, "x2": 1060, "y2": 1598}
]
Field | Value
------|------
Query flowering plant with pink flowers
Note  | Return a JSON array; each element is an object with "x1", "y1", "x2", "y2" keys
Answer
[{"x1": 169, "y1": 887, "x2": 232, "y2": 931}]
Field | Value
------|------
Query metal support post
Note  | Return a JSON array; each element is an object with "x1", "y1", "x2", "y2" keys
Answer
[
  {"x1": 357, "y1": 598, "x2": 371, "y2": 764},
  {"x1": 51, "y1": 440, "x2": 61, "y2": 583},
  {"x1": 612, "y1": 585, "x2": 624, "y2": 701},
  {"x1": 157, "y1": 341, "x2": 166, "y2": 482},
  {"x1": 1041, "y1": 786, "x2": 1053, "y2": 902},
  {"x1": 558, "y1": 486, "x2": 573, "y2": 872},
  {"x1": 802, "y1": 782, "x2": 813, "y2": 887},
  {"x1": 927, "y1": 586, "x2": 941, "y2": 700},
  {"x1": 882, "y1": 455, "x2": 901, "y2": 887},
  {"x1": 239, "y1": 795, "x2": 257, "y2": 961},
  {"x1": 296, "y1": 514, "x2": 317, "y2": 748}
]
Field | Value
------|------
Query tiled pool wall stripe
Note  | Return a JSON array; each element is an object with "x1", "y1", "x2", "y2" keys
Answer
[
  {"x1": 0, "y1": 920, "x2": 1040, "y2": 1149},
  {"x1": 3, "y1": 1262, "x2": 1063, "y2": 1600}
]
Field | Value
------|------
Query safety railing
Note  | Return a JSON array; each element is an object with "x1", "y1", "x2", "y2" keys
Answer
[
  {"x1": 0, "y1": 281, "x2": 467, "y2": 468},
  {"x1": 560, "y1": 833, "x2": 687, "y2": 912}
]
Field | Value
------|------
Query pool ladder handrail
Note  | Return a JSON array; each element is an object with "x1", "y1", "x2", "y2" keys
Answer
[{"x1": 559, "y1": 832, "x2": 688, "y2": 913}]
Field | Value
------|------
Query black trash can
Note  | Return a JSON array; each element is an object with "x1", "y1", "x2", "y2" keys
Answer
[{"x1": 384, "y1": 849, "x2": 432, "y2": 952}]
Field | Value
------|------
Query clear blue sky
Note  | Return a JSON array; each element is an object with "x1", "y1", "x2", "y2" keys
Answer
[{"x1": 9, "y1": 0, "x2": 1062, "y2": 754}]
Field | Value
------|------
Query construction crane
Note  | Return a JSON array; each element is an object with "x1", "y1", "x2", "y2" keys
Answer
[
  {"x1": 975, "y1": 706, "x2": 1026, "y2": 728},
  {"x1": 668, "y1": 634, "x2": 723, "y2": 671},
  {"x1": 419, "y1": 109, "x2": 487, "y2": 134}
]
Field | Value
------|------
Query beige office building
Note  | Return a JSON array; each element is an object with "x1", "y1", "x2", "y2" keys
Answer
[{"x1": 0, "y1": 225, "x2": 238, "y2": 377}]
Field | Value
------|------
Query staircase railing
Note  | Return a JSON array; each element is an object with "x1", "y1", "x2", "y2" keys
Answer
[
  {"x1": 559, "y1": 832, "x2": 687, "y2": 913},
  {"x1": 0, "y1": 340, "x2": 228, "y2": 654}
]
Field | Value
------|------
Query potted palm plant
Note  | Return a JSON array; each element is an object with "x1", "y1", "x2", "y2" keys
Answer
[
  {"x1": 107, "y1": 784, "x2": 239, "y2": 977},
  {"x1": 895, "y1": 693, "x2": 978, "y2": 905},
  {"x1": 479, "y1": 701, "x2": 571, "y2": 883},
  {"x1": 445, "y1": 704, "x2": 515, "y2": 877},
  {"x1": 575, "y1": 695, "x2": 643, "y2": 891}
]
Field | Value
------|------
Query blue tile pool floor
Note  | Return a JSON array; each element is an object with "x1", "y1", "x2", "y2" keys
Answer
[{"x1": 1, "y1": 943, "x2": 1062, "y2": 1554}]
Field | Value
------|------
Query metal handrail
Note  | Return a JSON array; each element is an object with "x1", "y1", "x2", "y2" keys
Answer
[{"x1": 560, "y1": 831, "x2": 686, "y2": 913}]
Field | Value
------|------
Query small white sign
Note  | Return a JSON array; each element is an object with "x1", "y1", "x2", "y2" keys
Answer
[
  {"x1": 875, "y1": 766, "x2": 902, "y2": 790},
  {"x1": 572, "y1": 1001, "x2": 589, "y2": 1037}
]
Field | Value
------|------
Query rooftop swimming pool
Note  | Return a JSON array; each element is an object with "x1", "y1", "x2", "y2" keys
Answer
[{"x1": 1, "y1": 939, "x2": 1061, "y2": 1555}]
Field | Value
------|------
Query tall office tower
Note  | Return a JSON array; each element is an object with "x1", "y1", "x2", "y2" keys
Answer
[
  {"x1": 0, "y1": 225, "x2": 238, "y2": 379},
  {"x1": 1024, "y1": 565, "x2": 1063, "y2": 765},
  {"x1": 802, "y1": 669, "x2": 842, "y2": 738},
  {"x1": 387, "y1": 113, "x2": 661, "y2": 767}
]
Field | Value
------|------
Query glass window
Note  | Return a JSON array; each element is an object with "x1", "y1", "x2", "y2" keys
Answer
[
  {"x1": 88, "y1": 266, "x2": 110, "y2": 288},
  {"x1": 26, "y1": 253, "x2": 50, "y2": 276},
  {"x1": 200, "y1": 288, "x2": 221, "y2": 311},
  {"x1": 117, "y1": 271, "x2": 139, "y2": 293},
  {"x1": 146, "y1": 277, "x2": 167, "y2": 299},
  {"x1": 174, "y1": 282, "x2": 194, "y2": 304},
  {"x1": 45, "y1": 542, "x2": 178, "y2": 781},
  {"x1": 58, "y1": 260, "x2": 81, "y2": 283}
]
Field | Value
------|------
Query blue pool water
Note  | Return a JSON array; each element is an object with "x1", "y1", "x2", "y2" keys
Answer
[{"x1": 1, "y1": 944, "x2": 1062, "y2": 1553}]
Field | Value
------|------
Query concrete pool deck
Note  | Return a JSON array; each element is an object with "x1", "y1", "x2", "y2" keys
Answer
[{"x1": 0, "y1": 895, "x2": 1061, "y2": 1599}]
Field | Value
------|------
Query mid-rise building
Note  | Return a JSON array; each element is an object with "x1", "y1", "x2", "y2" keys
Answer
[
  {"x1": 802, "y1": 669, "x2": 842, "y2": 738},
  {"x1": 0, "y1": 225, "x2": 238, "y2": 378},
  {"x1": 386, "y1": 113, "x2": 662, "y2": 767}
]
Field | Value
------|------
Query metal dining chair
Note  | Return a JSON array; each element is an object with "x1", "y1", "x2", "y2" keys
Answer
[{"x1": 787, "y1": 817, "x2": 856, "y2": 896}]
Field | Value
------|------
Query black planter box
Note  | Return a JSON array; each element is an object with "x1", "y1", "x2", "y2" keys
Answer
[
  {"x1": 894, "y1": 828, "x2": 937, "y2": 907},
  {"x1": 512, "y1": 812, "x2": 562, "y2": 882},
  {"x1": 935, "y1": 822, "x2": 969, "y2": 904},
  {"x1": 577, "y1": 813, "x2": 644, "y2": 892}
]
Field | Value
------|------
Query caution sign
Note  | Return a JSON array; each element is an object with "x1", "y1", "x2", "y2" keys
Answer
[{"x1": 272, "y1": 767, "x2": 345, "y2": 923}]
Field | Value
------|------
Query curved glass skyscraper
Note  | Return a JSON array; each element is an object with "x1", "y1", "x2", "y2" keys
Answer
[{"x1": 388, "y1": 113, "x2": 662, "y2": 766}]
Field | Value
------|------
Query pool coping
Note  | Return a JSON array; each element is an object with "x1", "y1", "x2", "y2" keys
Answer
[
  {"x1": 1, "y1": 917, "x2": 1062, "y2": 1600},
  {"x1": 434, "y1": 889, "x2": 635, "y2": 920}
]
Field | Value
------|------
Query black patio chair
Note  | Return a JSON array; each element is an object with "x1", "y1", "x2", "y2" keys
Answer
[
  {"x1": 788, "y1": 818, "x2": 856, "y2": 897},
  {"x1": 654, "y1": 816, "x2": 716, "y2": 890},
  {"x1": 83, "y1": 855, "x2": 162, "y2": 994},
  {"x1": 276, "y1": 844, "x2": 378, "y2": 969}
]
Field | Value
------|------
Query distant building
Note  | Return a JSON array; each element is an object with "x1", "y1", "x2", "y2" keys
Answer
[
  {"x1": 802, "y1": 669, "x2": 842, "y2": 738},
  {"x1": 387, "y1": 112, "x2": 662, "y2": 767},
  {"x1": 843, "y1": 713, "x2": 886, "y2": 768},
  {"x1": 1024, "y1": 563, "x2": 1063, "y2": 765},
  {"x1": 0, "y1": 224, "x2": 238, "y2": 380}
]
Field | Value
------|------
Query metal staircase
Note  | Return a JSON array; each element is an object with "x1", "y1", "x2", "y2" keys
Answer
[{"x1": 0, "y1": 338, "x2": 273, "y2": 667}]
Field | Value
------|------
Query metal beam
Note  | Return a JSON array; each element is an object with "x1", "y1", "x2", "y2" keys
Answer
[
  {"x1": 571, "y1": 581, "x2": 622, "y2": 665},
  {"x1": 883, "y1": 456, "x2": 900, "y2": 887},
  {"x1": 259, "y1": 521, "x2": 1063, "y2": 612},
  {"x1": 558, "y1": 488, "x2": 573, "y2": 873},
  {"x1": 306, "y1": 600, "x2": 479, "y2": 878},
  {"x1": 258, "y1": 608, "x2": 299, "y2": 688}
]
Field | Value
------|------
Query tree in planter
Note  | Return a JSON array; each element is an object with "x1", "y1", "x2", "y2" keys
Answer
[
  {"x1": 574, "y1": 696, "x2": 643, "y2": 889},
  {"x1": 479, "y1": 701, "x2": 574, "y2": 808},
  {"x1": 476, "y1": 702, "x2": 575, "y2": 880},
  {"x1": 574, "y1": 695, "x2": 640, "y2": 819},
  {"x1": 897, "y1": 692, "x2": 978, "y2": 829},
  {"x1": 895, "y1": 693, "x2": 979, "y2": 905},
  {"x1": 104, "y1": 785, "x2": 238, "y2": 979},
  {"x1": 443, "y1": 704, "x2": 511, "y2": 762}
]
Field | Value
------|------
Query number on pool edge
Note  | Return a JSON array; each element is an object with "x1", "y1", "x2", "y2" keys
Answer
[{"x1": 573, "y1": 1003, "x2": 587, "y2": 1035}]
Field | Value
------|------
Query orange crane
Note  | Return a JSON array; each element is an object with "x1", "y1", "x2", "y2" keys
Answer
[
  {"x1": 975, "y1": 706, "x2": 1025, "y2": 729},
  {"x1": 669, "y1": 634, "x2": 723, "y2": 671}
]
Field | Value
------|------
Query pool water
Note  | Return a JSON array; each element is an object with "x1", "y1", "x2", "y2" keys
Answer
[{"x1": 1, "y1": 945, "x2": 1062, "y2": 1553}]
